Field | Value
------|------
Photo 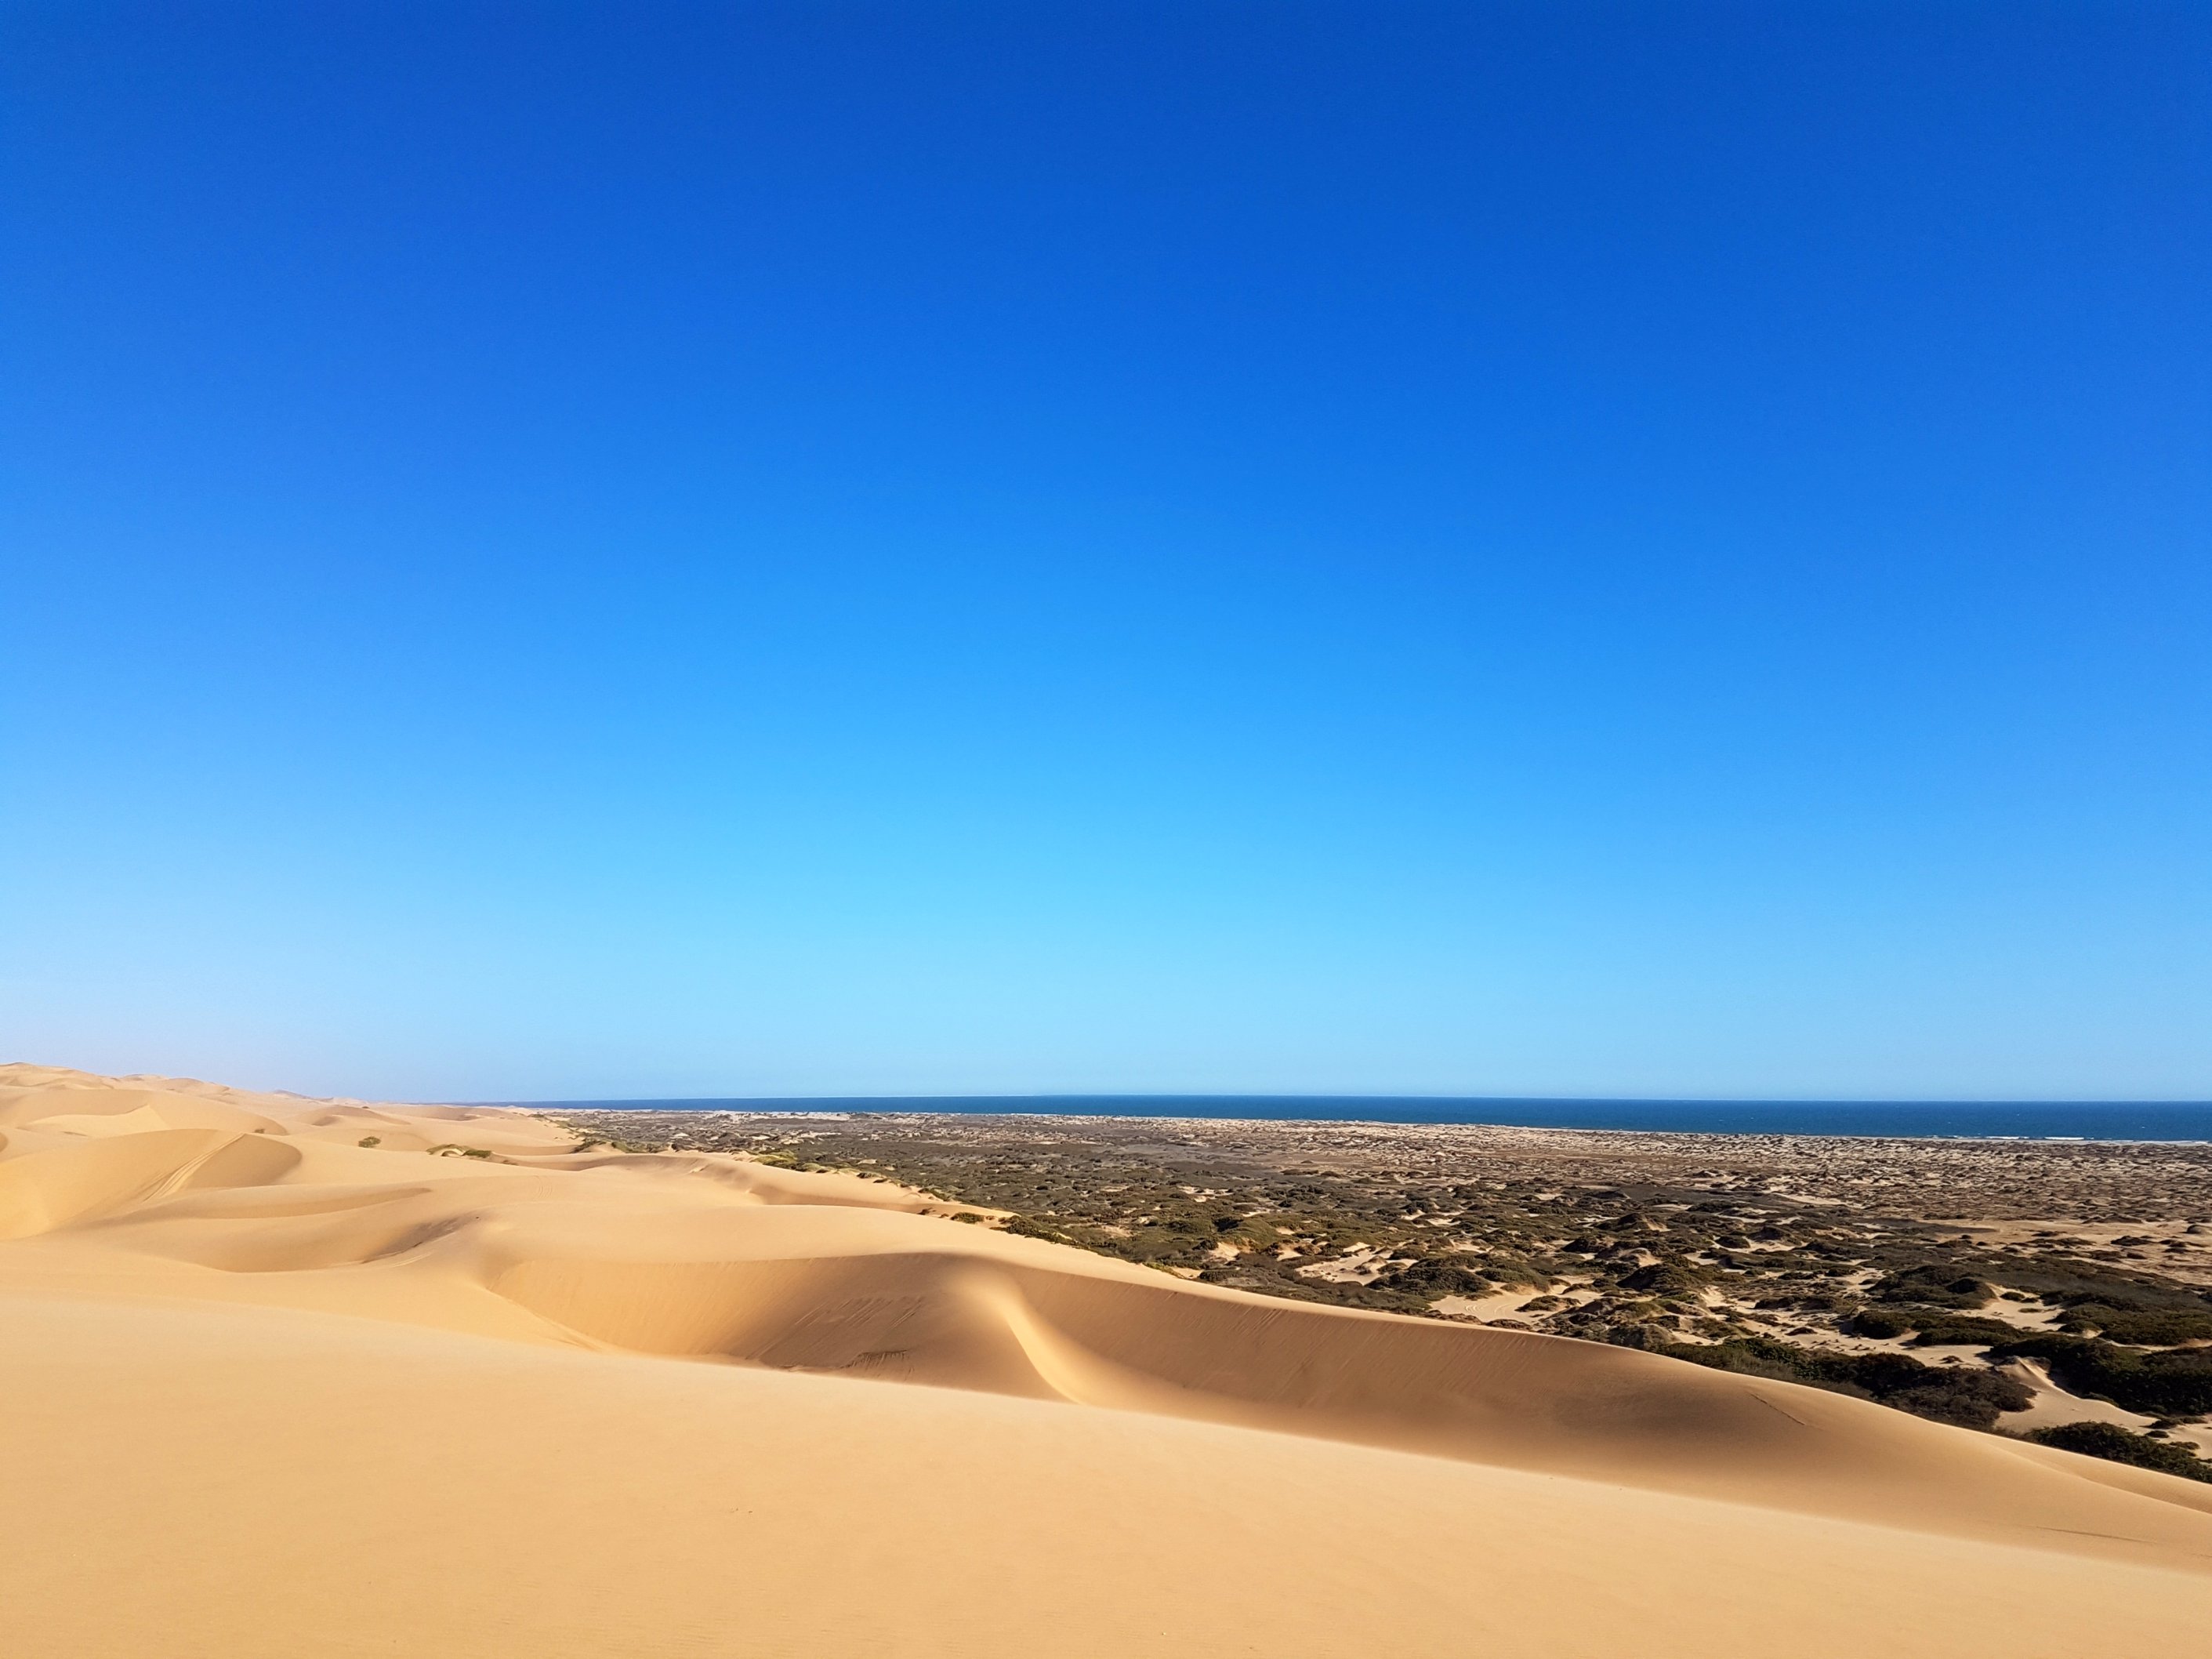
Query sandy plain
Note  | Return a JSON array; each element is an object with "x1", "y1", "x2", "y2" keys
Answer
[
  {"x1": 581, "y1": 1108, "x2": 2212, "y2": 1459},
  {"x1": 5, "y1": 1063, "x2": 2212, "y2": 1657}
]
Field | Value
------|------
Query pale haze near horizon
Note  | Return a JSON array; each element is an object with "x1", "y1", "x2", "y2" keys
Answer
[{"x1": 4, "y1": 5, "x2": 2207, "y2": 1104}]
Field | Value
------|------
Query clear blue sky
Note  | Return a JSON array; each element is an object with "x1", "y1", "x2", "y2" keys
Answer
[{"x1": 4, "y1": 3, "x2": 2207, "y2": 1102}]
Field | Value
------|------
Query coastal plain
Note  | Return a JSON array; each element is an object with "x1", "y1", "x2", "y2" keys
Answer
[
  {"x1": 564, "y1": 1108, "x2": 2212, "y2": 1460},
  {"x1": 6, "y1": 1065, "x2": 2212, "y2": 1657}
]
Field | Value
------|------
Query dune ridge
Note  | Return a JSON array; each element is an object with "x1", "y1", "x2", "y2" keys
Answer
[{"x1": 5, "y1": 1062, "x2": 2210, "y2": 1657}]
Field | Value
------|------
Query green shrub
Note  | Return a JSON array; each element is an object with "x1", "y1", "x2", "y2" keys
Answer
[
  {"x1": 1848, "y1": 1306, "x2": 1915, "y2": 1339},
  {"x1": 2025, "y1": 1421, "x2": 2212, "y2": 1483},
  {"x1": 1870, "y1": 1370, "x2": 2035, "y2": 1430},
  {"x1": 1845, "y1": 1304, "x2": 2020, "y2": 1344},
  {"x1": 2054, "y1": 1304, "x2": 2212, "y2": 1345},
  {"x1": 1760, "y1": 1290, "x2": 1851, "y2": 1314},
  {"x1": 1909, "y1": 1317, "x2": 2028, "y2": 1347},
  {"x1": 357, "y1": 1135, "x2": 381, "y2": 1149},
  {"x1": 1992, "y1": 1336, "x2": 2212, "y2": 1416},
  {"x1": 1872, "y1": 1266, "x2": 1993, "y2": 1309},
  {"x1": 1632, "y1": 1334, "x2": 2032, "y2": 1431},
  {"x1": 1858, "y1": 1309, "x2": 2029, "y2": 1347},
  {"x1": 1995, "y1": 1266, "x2": 2207, "y2": 1316},
  {"x1": 1370, "y1": 1259, "x2": 1496, "y2": 1298},
  {"x1": 1619, "y1": 1260, "x2": 1709, "y2": 1297}
]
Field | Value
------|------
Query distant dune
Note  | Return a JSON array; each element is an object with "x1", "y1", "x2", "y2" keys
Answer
[{"x1": 4, "y1": 1062, "x2": 2210, "y2": 1657}]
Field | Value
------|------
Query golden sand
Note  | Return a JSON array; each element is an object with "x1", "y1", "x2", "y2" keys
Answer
[{"x1": 4, "y1": 1063, "x2": 2207, "y2": 1657}]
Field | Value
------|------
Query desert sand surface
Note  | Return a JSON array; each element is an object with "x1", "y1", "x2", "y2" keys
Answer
[{"x1": 5, "y1": 1064, "x2": 2211, "y2": 1657}]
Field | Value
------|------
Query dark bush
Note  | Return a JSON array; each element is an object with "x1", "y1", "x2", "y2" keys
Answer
[
  {"x1": 1757, "y1": 1290, "x2": 1850, "y2": 1313},
  {"x1": 1995, "y1": 1265, "x2": 2209, "y2": 1314},
  {"x1": 1992, "y1": 1336, "x2": 2212, "y2": 1416},
  {"x1": 1906, "y1": 1313, "x2": 2030, "y2": 1347},
  {"x1": 1372, "y1": 1260, "x2": 1494, "y2": 1298},
  {"x1": 1631, "y1": 1334, "x2": 2032, "y2": 1431},
  {"x1": 1848, "y1": 1306, "x2": 1916, "y2": 1339},
  {"x1": 2054, "y1": 1304, "x2": 2212, "y2": 1345},
  {"x1": 1873, "y1": 1266, "x2": 1993, "y2": 1309},
  {"x1": 1913, "y1": 1320, "x2": 2028, "y2": 1348},
  {"x1": 2025, "y1": 1421, "x2": 2212, "y2": 1483},
  {"x1": 1873, "y1": 1371, "x2": 2034, "y2": 1430},
  {"x1": 1846, "y1": 1305, "x2": 2018, "y2": 1345},
  {"x1": 1619, "y1": 1261, "x2": 1709, "y2": 1297}
]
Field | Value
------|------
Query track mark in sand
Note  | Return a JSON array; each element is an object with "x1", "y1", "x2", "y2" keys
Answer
[
  {"x1": 1749, "y1": 1390, "x2": 1811, "y2": 1428},
  {"x1": 2036, "y1": 1526, "x2": 2158, "y2": 1545},
  {"x1": 757, "y1": 1293, "x2": 930, "y2": 1372}
]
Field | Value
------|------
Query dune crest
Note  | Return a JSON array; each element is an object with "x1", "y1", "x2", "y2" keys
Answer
[{"x1": 4, "y1": 1063, "x2": 2210, "y2": 1657}]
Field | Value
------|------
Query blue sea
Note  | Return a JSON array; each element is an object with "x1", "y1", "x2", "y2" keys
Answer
[{"x1": 497, "y1": 1095, "x2": 2212, "y2": 1142}]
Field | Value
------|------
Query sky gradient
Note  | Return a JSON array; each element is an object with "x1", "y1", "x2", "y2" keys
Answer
[{"x1": 5, "y1": 2, "x2": 2207, "y2": 1102}]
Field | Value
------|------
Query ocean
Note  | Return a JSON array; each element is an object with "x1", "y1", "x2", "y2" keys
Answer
[{"x1": 492, "y1": 1095, "x2": 2212, "y2": 1142}]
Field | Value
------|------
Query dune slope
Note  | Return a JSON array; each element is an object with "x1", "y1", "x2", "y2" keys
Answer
[{"x1": 3, "y1": 1064, "x2": 2210, "y2": 1657}]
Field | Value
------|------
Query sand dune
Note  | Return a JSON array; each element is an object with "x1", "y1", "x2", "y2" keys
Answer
[{"x1": 4, "y1": 1064, "x2": 2210, "y2": 1657}]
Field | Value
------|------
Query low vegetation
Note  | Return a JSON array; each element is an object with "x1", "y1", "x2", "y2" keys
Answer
[
  {"x1": 1987, "y1": 1334, "x2": 2212, "y2": 1418},
  {"x1": 2025, "y1": 1421, "x2": 2212, "y2": 1483},
  {"x1": 545, "y1": 1106, "x2": 2212, "y2": 1473},
  {"x1": 1616, "y1": 1331, "x2": 2033, "y2": 1430}
]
